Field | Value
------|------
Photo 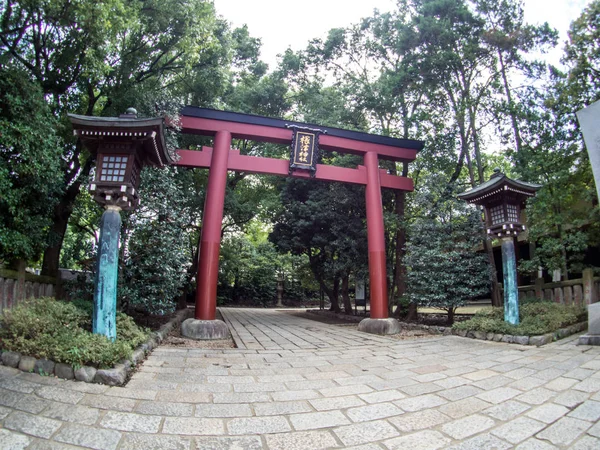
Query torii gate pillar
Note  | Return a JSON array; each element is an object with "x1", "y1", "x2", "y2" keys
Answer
[
  {"x1": 358, "y1": 151, "x2": 401, "y2": 334},
  {"x1": 181, "y1": 130, "x2": 231, "y2": 339}
]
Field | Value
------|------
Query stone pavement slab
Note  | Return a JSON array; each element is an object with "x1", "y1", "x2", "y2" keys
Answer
[{"x1": 0, "y1": 307, "x2": 599, "y2": 449}]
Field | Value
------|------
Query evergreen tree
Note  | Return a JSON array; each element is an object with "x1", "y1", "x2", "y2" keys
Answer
[
  {"x1": 405, "y1": 177, "x2": 490, "y2": 324},
  {"x1": 0, "y1": 67, "x2": 63, "y2": 265}
]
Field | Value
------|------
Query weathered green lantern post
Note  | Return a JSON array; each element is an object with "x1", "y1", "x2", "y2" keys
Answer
[
  {"x1": 458, "y1": 169, "x2": 541, "y2": 325},
  {"x1": 68, "y1": 109, "x2": 173, "y2": 340}
]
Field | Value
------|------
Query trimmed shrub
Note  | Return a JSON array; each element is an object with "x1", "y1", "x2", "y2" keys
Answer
[
  {"x1": 0, "y1": 297, "x2": 149, "y2": 368},
  {"x1": 453, "y1": 301, "x2": 586, "y2": 336}
]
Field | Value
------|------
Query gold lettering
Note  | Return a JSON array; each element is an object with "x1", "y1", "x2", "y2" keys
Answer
[{"x1": 298, "y1": 134, "x2": 312, "y2": 163}]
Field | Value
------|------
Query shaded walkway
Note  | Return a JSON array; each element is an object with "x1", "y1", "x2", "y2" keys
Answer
[{"x1": 1, "y1": 308, "x2": 600, "y2": 449}]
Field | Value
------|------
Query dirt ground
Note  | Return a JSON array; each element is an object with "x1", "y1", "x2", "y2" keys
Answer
[{"x1": 283, "y1": 310, "x2": 437, "y2": 341}]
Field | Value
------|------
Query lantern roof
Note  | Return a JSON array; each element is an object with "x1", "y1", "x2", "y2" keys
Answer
[
  {"x1": 457, "y1": 169, "x2": 541, "y2": 205},
  {"x1": 68, "y1": 111, "x2": 174, "y2": 167}
]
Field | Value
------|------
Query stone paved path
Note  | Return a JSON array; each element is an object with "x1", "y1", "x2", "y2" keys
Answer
[{"x1": 1, "y1": 307, "x2": 600, "y2": 449}]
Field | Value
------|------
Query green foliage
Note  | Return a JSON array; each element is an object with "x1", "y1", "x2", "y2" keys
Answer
[
  {"x1": 219, "y1": 233, "x2": 278, "y2": 306},
  {"x1": 119, "y1": 167, "x2": 193, "y2": 315},
  {"x1": 405, "y1": 177, "x2": 490, "y2": 322},
  {"x1": 513, "y1": 69, "x2": 599, "y2": 277},
  {"x1": 510, "y1": 2, "x2": 599, "y2": 278},
  {"x1": 453, "y1": 301, "x2": 586, "y2": 335},
  {"x1": 59, "y1": 191, "x2": 100, "y2": 270},
  {"x1": 0, "y1": 0, "x2": 253, "y2": 275},
  {"x1": 270, "y1": 174, "x2": 369, "y2": 311},
  {"x1": 0, "y1": 298, "x2": 149, "y2": 368},
  {"x1": 562, "y1": 0, "x2": 600, "y2": 110},
  {"x1": 0, "y1": 67, "x2": 63, "y2": 263}
]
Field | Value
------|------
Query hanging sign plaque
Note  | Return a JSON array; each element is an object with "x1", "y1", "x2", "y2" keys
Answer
[{"x1": 286, "y1": 125, "x2": 325, "y2": 175}]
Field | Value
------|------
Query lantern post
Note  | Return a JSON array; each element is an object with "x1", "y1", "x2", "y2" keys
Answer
[
  {"x1": 68, "y1": 109, "x2": 172, "y2": 340},
  {"x1": 458, "y1": 169, "x2": 541, "y2": 325}
]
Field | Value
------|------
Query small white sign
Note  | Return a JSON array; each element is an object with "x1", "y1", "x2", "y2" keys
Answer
[{"x1": 355, "y1": 278, "x2": 365, "y2": 300}]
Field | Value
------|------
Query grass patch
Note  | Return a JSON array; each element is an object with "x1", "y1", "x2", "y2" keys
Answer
[
  {"x1": 0, "y1": 297, "x2": 150, "y2": 369},
  {"x1": 452, "y1": 300, "x2": 586, "y2": 336}
]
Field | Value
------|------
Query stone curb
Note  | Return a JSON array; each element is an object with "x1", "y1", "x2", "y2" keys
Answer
[
  {"x1": 453, "y1": 321, "x2": 588, "y2": 346},
  {"x1": 0, "y1": 307, "x2": 193, "y2": 386},
  {"x1": 305, "y1": 309, "x2": 587, "y2": 347}
]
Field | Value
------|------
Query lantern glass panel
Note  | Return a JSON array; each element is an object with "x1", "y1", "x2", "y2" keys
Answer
[
  {"x1": 100, "y1": 155, "x2": 128, "y2": 182},
  {"x1": 490, "y1": 205, "x2": 505, "y2": 225},
  {"x1": 507, "y1": 204, "x2": 518, "y2": 222}
]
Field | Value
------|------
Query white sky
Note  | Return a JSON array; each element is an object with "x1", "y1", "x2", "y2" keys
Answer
[{"x1": 213, "y1": 0, "x2": 593, "y2": 70}]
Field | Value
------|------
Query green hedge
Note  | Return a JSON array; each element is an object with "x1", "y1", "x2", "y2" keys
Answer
[
  {"x1": 452, "y1": 301, "x2": 586, "y2": 336},
  {"x1": 0, "y1": 297, "x2": 149, "y2": 369}
]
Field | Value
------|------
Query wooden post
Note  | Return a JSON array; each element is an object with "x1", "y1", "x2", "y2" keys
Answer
[
  {"x1": 15, "y1": 259, "x2": 26, "y2": 302},
  {"x1": 534, "y1": 277, "x2": 544, "y2": 300},
  {"x1": 583, "y1": 268, "x2": 596, "y2": 304}
]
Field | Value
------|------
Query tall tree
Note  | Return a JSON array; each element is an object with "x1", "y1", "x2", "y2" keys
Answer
[
  {"x1": 0, "y1": 0, "x2": 231, "y2": 275},
  {"x1": 513, "y1": 1, "x2": 600, "y2": 279},
  {"x1": 270, "y1": 175, "x2": 368, "y2": 314},
  {"x1": 411, "y1": 0, "x2": 507, "y2": 305},
  {"x1": 561, "y1": 0, "x2": 600, "y2": 111},
  {"x1": 281, "y1": 5, "x2": 429, "y2": 313},
  {"x1": 475, "y1": 0, "x2": 557, "y2": 158},
  {"x1": 0, "y1": 67, "x2": 63, "y2": 265},
  {"x1": 405, "y1": 175, "x2": 490, "y2": 325}
]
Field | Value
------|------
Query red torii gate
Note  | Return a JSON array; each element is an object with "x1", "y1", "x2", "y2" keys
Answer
[{"x1": 175, "y1": 107, "x2": 423, "y2": 336}]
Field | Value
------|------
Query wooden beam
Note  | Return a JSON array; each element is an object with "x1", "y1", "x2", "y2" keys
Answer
[{"x1": 175, "y1": 148, "x2": 413, "y2": 191}]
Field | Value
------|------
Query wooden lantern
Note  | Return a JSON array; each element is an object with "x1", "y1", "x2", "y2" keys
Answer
[{"x1": 69, "y1": 108, "x2": 174, "y2": 210}]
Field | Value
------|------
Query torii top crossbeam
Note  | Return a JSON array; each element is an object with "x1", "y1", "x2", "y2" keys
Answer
[{"x1": 177, "y1": 107, "x2": 422, "y2": 190}]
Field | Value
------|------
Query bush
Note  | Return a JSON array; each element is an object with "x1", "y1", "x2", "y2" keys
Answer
[
  {"x1": 0, "y1": 297, "x2": 150, "y2": 369},
  {"x1": 453, "y1": 301, "x2": 586, "y2": 336}
]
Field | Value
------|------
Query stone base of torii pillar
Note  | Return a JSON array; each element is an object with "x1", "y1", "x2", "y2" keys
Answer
[
  {"x1": 181, "y1": 319, "x2": 229, "y2": 340},
  {"x1": 358, "y1": 318, "x2": 401, "y2": 335}
]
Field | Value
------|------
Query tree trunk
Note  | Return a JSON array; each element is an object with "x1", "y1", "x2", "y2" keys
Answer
[
  {"x1": 391, "y1": 162, "x2": 408, "y2": 315},
  {"x1": 318, "y1": 276, "x2": 341, "y2": 313},
  {"x1": 177, "y1": 293, "x2": 187, "y2": 310},
  {"x1": 557, "y1": 224, "x2": 569, "y2": 280},
  {"x1": 446, "y1": 307, "x2": 455, "y2": 326},
  {"x1": 342, "y1": 273, "x2": 352, "y2": 315},
  {"x1": 41, "y1": 201, "x2": 72, "y2": 277},
  {"x1": 498, "y1": 51, "x2": 523, "y2": 155},
  {"x1": 406, "y1": 302, "x2": 418, "y2": 321},
  {"x1": 330, "y1": 277, "x2": 341, "y2": 313},
  {"x1": 469, "y1": 107, "x2": 485, "y2": 184},
  {"x1": 232, "y1": 273, "x2": 239, "y2": 303},
  {"x1": 484, "y1": 236, "x2": 502, "y2": 307},
  {"x1": 41, "y1": 156, "x2": 93, "y2": 277}
]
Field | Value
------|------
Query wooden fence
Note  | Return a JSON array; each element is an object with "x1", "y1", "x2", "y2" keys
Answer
[
  {"x1": 0, "y1": 268, "x2": 56, "y2": 315},
  {"x1": 517, "y1": 268, "x2": 599, "y2": 306}
]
